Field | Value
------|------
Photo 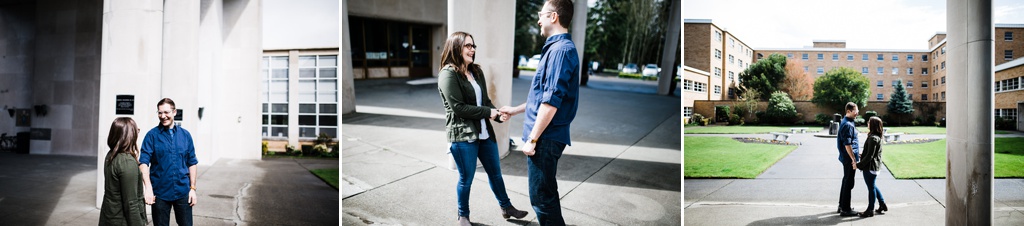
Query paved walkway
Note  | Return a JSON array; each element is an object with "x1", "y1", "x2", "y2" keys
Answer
[
  {"x1": 684, "y1": 131, "x2": 1024, "y2": 225},
  {"x1": 342, "y1": 73, "x2": 682, "y2": 225},
  {"x1": 0, "y1": 153, "x2": 339, "y2": 225}
]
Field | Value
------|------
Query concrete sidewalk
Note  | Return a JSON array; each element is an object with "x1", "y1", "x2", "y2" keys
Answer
[
  {"x1": 0, "y1": 153, "x2": 339, "y2": 225},
  {"x1": 684, "y1": 132, "x2": 1024, "y2": 225},
  {"x1": 341, "y1": 74, "x2": 682, "y2": 225}
]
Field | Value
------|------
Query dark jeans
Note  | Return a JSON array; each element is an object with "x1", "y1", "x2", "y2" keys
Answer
[
  {"x1": 839, "y1": 160, "x2": 856, "y2": 212},
  {"x1": 862, "y1": 170, "x2": 886, "y2": 211},
  {"x1": 527, "y1": 139, "x2": 566, "y2": 226},
  {"x1": 450, "y1": 138, "x2": 512, "y2": 217},
  {"x1": 152, "y1": 196, "x2": 192, "y2": 226}
]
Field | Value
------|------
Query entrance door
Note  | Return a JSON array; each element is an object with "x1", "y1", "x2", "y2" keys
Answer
[{"x1": 409, "y1": 26, "x2": 432, "y2": 77}]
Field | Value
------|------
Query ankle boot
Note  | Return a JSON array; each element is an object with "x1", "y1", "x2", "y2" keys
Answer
[
  {"x1": 458, "y1": 216, "x2": 471, "y2": 226},
  {"x1": 876, "y1": 201, "x2": 888, "y2": 213},
  {"x1": 501, "y1": 205, "x2": 528, "y2": 219}
]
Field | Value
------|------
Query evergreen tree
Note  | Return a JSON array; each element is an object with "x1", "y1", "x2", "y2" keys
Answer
[{"x1": 887, "y1": 79, "x2": 915, "y2": 126}]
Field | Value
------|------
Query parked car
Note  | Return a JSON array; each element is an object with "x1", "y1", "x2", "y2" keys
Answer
[
  {"x1": 676, "y1": 65, "x2": 681, "y2": 80},
  {"x1": 622, "y1": 63, "x2": 639, "y2": 74},
  {"x1": 526, "y1": 54, "x2": 541, "y2": 69},
  {"x1": 642, "y1": 64, "x2": 660, "y2": 77},
  {"x1": 518, "y1": 55, "x2": 528, "y2": 67}
]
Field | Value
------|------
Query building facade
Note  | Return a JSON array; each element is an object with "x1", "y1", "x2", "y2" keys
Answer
[{"x1": 684, "y1": 19, "x2": 1024, "y2": 129}]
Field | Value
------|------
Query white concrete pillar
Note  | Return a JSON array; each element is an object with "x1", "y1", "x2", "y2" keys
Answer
[
  {"x1": 341, "y1": 0, "x2": 356, "y2": 114},
  {"x1": 946, "y1": 0, "x2": 993, "y2": 224},
  {"x1": 287, "y1": 50, "x2": 301, "y2": 146},
  {"x1": 571, "y1": 0, "x2": 587, "y2": 76},
  {"x1": 97, "y1": 0, "x2": 165, "y2": 208},
  {"x1": 657, "y1": 0, "x2": 681, "y2": 96},
  {"x1": 162, "y1": 0, "x2": 204, "y2": 164},
  {"x1": 446, "y1": 0, "x2": 514, "y2": 158},
  {"x1": 215, "y1": 0, "x2": 262, "y2": 160},
  {"x1": 198, "y1": 0, "x2": 224, "y2": 164}
]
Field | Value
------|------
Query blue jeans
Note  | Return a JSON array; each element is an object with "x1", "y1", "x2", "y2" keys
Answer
[
  {"x1": 450, "y1": 138, "x2": 512, "y2": 217},
  {"x1": 863, "y1": 170, "x2": 886, "y2": 211},
  {"x1": 152, "y1": 196, "x2": 192, "y2": 226},
  {"x1": 527, "y1": 139, "x2": 566, "y2": 226}
]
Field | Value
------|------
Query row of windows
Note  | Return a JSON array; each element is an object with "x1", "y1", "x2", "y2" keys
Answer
[
  {"x1": 715, "y1": 31, "x2": 753, "y2": 57},
  {"x1": 875, "y1": 80, "x2": 927, "y2": 88},
  {"x1": 261, "y1": 55, "x2": 339, "y2": 139},
  {"x1": 996, "y1": 108, "x2": 1018, "y2": 121},
  {"x1": 996, "y1": 77, "x2": 1022, "y2": 92},
  {"x1": 932, "y1": 92, "x2": 946, "y2": 101},
  {"x1": 684, "y1": 107, "x2": 694, "y2": 118},
  {"x1": 683, "y1": 79, "x2": 708, "y2": 93},
  {"x1": 793, "y1": 53, "x2": 930, "y2": 62}
]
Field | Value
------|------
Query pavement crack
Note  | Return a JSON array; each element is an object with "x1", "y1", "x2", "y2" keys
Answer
[
  {"x1": 914, "y1": 179, "x2": 945, "y2": 208},
  {"x1": 342, "y1": 165, "x2": 436, "y2": 200},
  {"x1": 686, "y1": 179, "x2": 735, "y2": 209},
  {"x1": 233, "y1": 182, "x2": 251, "y2": 225}
]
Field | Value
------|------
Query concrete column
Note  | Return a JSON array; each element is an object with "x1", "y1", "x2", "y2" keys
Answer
[
  {"x1": 945, "y1": 0, "x2": 993, "y2": 224},
  {"x1": 657, "y1": 0, "x2": 681, "y2": 96},
  {"x1": 341, "y1": 0, "x2": 355, "y2": 114},
  {"x1": 198, "y1": 0, "x2": 223, "y2": 165},
  {"x1": 162, "y1": 0, "x2": 203, "y2": 163},
  {"x1": 215, "y1": 0, "x2": 262, "y2": 160},
  {"x1": 97, "y1": 0, "x2": 165, "y2": 208},
  {"x1": 571, "y1": 0, "x2": 587, "y2": 76},
  {"x1": 447, "y1": 0, "x2": 514, "y2": 158},
  {"x1": 287, "y1": 50, "x2": 300, "y2": 146}
]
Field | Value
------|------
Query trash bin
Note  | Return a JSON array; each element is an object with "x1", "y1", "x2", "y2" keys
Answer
[{"x1": 15, "y1": 132, "x2": 29, "y2": 154}]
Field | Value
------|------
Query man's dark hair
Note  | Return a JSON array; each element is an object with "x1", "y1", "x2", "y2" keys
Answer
[
  {"x1": 845, "y1": 102, "x2": 857, "y2": 112},
  {"x1": 547, "y1": 0, "x2": 574, "y2": 29},
  {"x1": 158, "y1": 98, "x2": 176, "y2": 109}
]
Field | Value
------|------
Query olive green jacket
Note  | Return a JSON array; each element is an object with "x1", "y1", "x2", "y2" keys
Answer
[
  {"x1": 438, "y1": 65, "x2": 497, "y2": 143},
  {"x1": 857, "y1": 135, "x2": 884, "y2": 172},
  {"x1": 99, "y1": 153, "x2": 147, "y2": 226}
]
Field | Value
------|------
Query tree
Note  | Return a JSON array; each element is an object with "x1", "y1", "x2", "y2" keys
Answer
[
  {"x1": 739, "y1": 53, "x2": 787, "y2": 100},
  {"x1": 766, "y1": 91, "x2": 798, "y2": 123},
  {"x1": 514, "y1": 0, "x2": 543, "y2": 66},
  {"x1": 585, "y1": 0, "x2": 670, "y2": 67},
  {"x1": 811, "y1": 67, "x2": 871, "y2": 114},
  {"x1": 887, "y1": 79, "x2": 915, "y2": 126},
  {"x1": 782, "y1": 59, "x2": 814, "y2": 101}
]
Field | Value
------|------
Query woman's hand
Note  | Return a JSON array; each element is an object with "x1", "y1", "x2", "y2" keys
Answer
[{"x1": 490, "y1": 109, "x2": 501, "y2": 120}]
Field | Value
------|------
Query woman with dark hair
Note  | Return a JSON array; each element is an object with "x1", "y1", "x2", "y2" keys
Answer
[
  {"x1": 99, "y1": 117, "x2": 147, "y2": 225},
  {"x1": 857, "y1": 116, "x2": 888, "y2": 217},
  {"x1": 437, "y1": 31, "x2": 528, "y2": 226}
]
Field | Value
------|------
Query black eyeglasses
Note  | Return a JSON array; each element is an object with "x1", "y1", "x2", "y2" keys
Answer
[{"x1": 463, "y1": 43, "x2": 477, "y2": 49}]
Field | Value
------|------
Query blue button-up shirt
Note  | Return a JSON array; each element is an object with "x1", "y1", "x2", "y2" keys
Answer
[
  {"x1": 140, "y1": 125, "x2": 198, "y2": 201},
  {"x1": 523, "y1": 33, "x2": 580, "y2": 145},
  {"x1": 836, "y1": 116, "x2": 860, "y2": 163}
]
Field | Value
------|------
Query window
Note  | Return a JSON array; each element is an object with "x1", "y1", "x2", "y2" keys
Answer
[
  {"x1": 684, "y1": 107, "x2": 693, "y2": 118},
  {"x1": 877, "y1": 54, "x2": 884, "y2": 61},
  {"x1": 877, "y1": 94, "x2": 884, "y2": 100},
  {"x1": 862, "y1": 67, "x2": 869, "y2": 74},
  {"x1": 730, "y1": 38, "x2": 735, "y2": 48},
  {"x1": 847, "y1": 54, "x2": 853, "y2": 61},
  {"x1": 941, "y1": 91, "x2": 945, "y2": 100},
  {"x1": 729, "y1": 54, "x2": 734, "y2": 64},
  {"x1": 817, "y1": 66, "x2": 824, "y2": 74},
  {"x1": 757, "y1": 53, "x2": 763, "y2": 59},
  {"x1": 715, "y1": 49, "x2": 722, "y2": 59},
  {"x1": 893, "y1": 80, "x2": 900, "y2": 87},
  {"x1": 941, "y1": 47, "x2": 946, "y2": 54},
  {"x1": 923, "y1": 54, "x2": 929, "y2": 62},
  {"x1": 696, "y1": 82, "x2": 707, "y2": 92},
  {"x1": 817, "y1": 53, "x2": 824, "y2": 60},
  {"x1": 922, "y1": 68, "x2": 929, "y2": 75},
  {"x1": 728, "y1": 88, "x2": 736, "y2": 99},
  {"x1": 892, "y1": 54, "x2": 899, "y2": 61},
  {"x1": 832, "y1": 53, "x2": 838, "y2": 61},
  {"x1": 907, "y1": 81, "x2": 913, "y2": 88},
  {"x1": 804, "y1": 66, "x2": 808, "y2": 72},
  {"x1": 715, "y1": 31, "x2": 722, "y2": 42},
  {"x1": 714, "y1": 85, "x2": 722, "y2": 94},
  {"x1": 787, "y1": 53, "x2": 793, "y2": 58},
  {"x1": 934, "y1": 65, "x2": 938, "y2": 72},
  {"x1": 1006, "y1": 31, "x2": 1014, "y2": 41},
  {"x1": 921, "y1": 94, "x2": 928, "y2": 101},
  {"x1": 862, "y1": 54, "x2": 868, "y2": 61},
  {"x1": 997, "y1": 109, "x2": 1018, "y2": 121},
  {"x1": 1006, "y1": 50, "x2": 1013, "y2": 60},
  {"x1": 714, "y1": 67, "x2": 721, "y2": 77},
  {"x1": 728, "y1": 71, "x2": 734, "y2": 80},
  {"x1": 934, "y1": 93, "x2": 938, "y2": 100},
  {"x1": 892, "y1": 67, "x2": 898, "y2": 75},
  {"x1": 877, "y1": 67, "x2": 883, "y2": 75},
  {"x1": 684, "y1": 80, "x2": 693, "y2": 91},
  {"x1": 907, "y1": 68, "x2": 913, "y2": 75},
  {"x1": 802, "y1": 53, "x2": 809, "y2": 60},
  {"x1": 909, "y1": 95, "x2": 913, "y2": 100},
  {"x1": 942, "y1": 76, "x2": 946, "y2": 84},
  {"x1": 262, "y1": 56, "x2": 290, "y2": 138},
  {"x1": 877, "y1": 80, "x2": 884, "y2": 87},
  {"x1": 941, "y1": 61, "x2": 945, "y2": 70},
  {"x1": 297, "y1": 55, "x2": 339, "y2": 138},
  {"x1": 922, "y1": 81, "x2": 929, "y2": 88},
  {"x1": 738, "y1": 60, "x2": 744, "y2": 67},
  {"x1": 907, "y1": 54, "x2": 914, "y2": 62}
]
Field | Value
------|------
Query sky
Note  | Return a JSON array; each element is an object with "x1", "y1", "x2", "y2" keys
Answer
[
  {"x1": 263, "y1": 0, "x2": 339, "y2": 50},
  {"x1": 684, "y1": 0, "x2": 1024, "y2": 50}
]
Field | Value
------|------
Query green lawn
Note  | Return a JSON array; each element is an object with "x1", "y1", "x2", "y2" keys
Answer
[
  {"x1": 684, "y1": 125, "x2": 820, "y2": 134},
  {"x1": 684, "y1": 137, "x2": 798, "y2": 178},
  {"x1": 310, "y1": 168, "x2": 339, "y2": 189},
  {"x1": 883, "y1": 138, "x2": 1024, "y2": 179}
]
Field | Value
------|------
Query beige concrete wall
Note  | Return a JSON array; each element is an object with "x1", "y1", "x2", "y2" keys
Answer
[
  {"x1": 341, "y1": 0, "x2": 356, "y2": 114},
  {"x1": 683, "y1": 66, "x2": 710, "y2": 108}
]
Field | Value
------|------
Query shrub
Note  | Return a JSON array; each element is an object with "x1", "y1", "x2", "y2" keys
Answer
[
  {"x1": 864, "y1": 111, "x2": 878, "y2": 119},
  {"x1": 755, "y1": 111, "x2": 766, "y2": 123},
  {"x1": 996, "y1": 116, "x2": 1016, "y2": 130},
  {"x1": 262, "y1": 141, "x2": 269, "y2": 156},
  {"x1": 815, "y1": 113, "x2": 831, "y2": 126},
  {"x1": 912, "y1": 120, "x2": 920, "y2": 126},
  {"x1": 855, "y1": 115, "x2": 865, "y2": 126},
  {"x1": 939, "y1": 118, "x2": 946, "y2": 127},
  {"x1": 690, "y1": 114, "x2": 706, "y2": 126},
  {"x1": 733, "y1": 105, "x2": 748, "y2": 119},
  {"x1": 728, "y1": 114, "x2": 743, "y2": 125},
  {"x1": 715, "y1": 106, "x2": 732, "y2": 122},
  {"x1": 766, "y1": 91, "x2": 797, "y2": 123}
]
